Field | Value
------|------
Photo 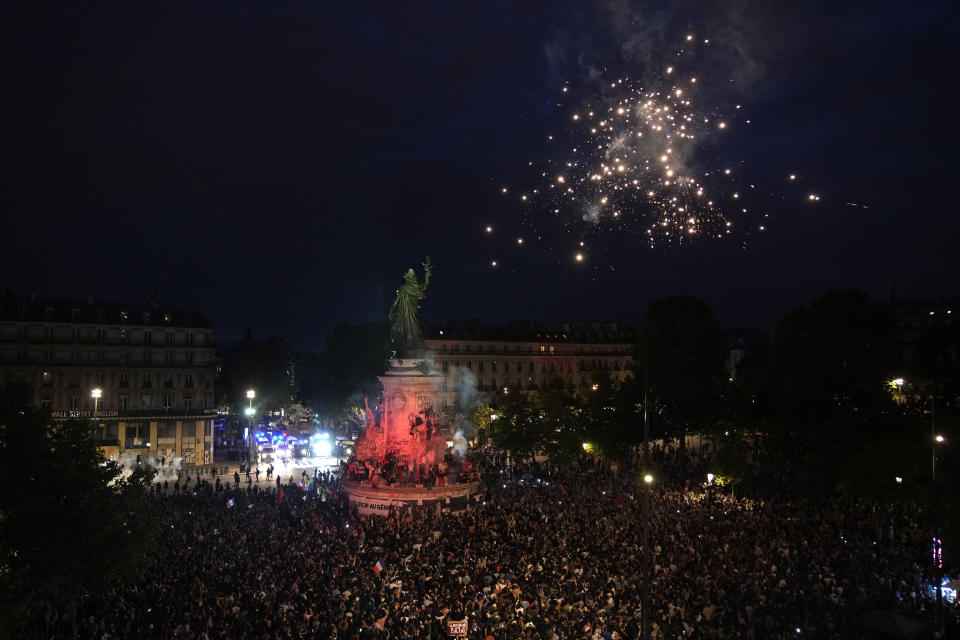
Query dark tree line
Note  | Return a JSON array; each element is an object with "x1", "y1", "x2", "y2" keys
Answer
[{"x1": 488, "y1": 290, "x2": 958, "y2": 518}]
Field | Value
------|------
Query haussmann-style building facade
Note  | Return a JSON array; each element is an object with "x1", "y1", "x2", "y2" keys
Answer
[
  {"x1": 423, "y1": 320, "x2": 635, "y2": 409},
  {"x1": 0, "y1": 293, "x2": 217, "y2": 465}
]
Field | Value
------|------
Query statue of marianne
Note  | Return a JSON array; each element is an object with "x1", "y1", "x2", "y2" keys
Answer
[{"x1": 389, "y1": 257, "x2": 431, "y2": 354}]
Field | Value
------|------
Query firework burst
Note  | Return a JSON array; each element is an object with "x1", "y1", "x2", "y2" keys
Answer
[{"x1": 496, "y1": 34, "x2": 815, "y2": 263}]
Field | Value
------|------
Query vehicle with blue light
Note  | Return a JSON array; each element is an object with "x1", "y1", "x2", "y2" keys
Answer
[{"x1": 309, "y1": 432, "x2": 333, "y2": 457}]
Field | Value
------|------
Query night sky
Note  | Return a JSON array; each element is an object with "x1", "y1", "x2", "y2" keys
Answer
[{"x1": 3, "y1": 1, "x2": 957, "y2": 349}]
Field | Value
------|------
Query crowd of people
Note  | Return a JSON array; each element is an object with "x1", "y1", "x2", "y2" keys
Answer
[
  {"x1": 67, "y1": 452, "x2": 957, "y2": 640},
  {"x1": 345, "y1": 451, "x2": 478, "y2": 488}
]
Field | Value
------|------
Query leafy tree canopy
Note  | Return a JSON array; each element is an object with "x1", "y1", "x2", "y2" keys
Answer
[
  {"x1": 0, "y1": 381, "x2": 157, "y2": 639},
  {"x1": 218, "y1": 331, "x2": 296, "y2": 414},
  {"x1": 298, "y1": 323, "x2": 389, "y2": 430},
  {"x1": 635, "y1": 296, "x2": 729, "y2": 441}
]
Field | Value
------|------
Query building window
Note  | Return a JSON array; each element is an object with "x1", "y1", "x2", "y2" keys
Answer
[
  {"x1": 119, "y1": 395, "x2": 128, "y2": 411},
  {"x1": 144, "y1": 331, "x2": 152, "y2": 345},
  {"x1": 142, "y1": 312, "x2": 151, "y2": 324},
  {"x1": 492, "y1": 361, "x2": 497, "y2": 373},
  {"x1": 40, "y1": 398, "x2": 51, "y2": 411},
  {"x1": 186, "y1": 332, "x2": 193, "y2": 345},
  {"x1": 97, "y1": 371, "x2": 104, "y2": 385},
  {"x1": 43, "y1": 349, "x2": 51, "y2": 363},
  {"x1": 119, "y1": 371, "x2": 128, "y2": 385},
  {"x1": 142, "y1": 373, "x2": 152, "y2": 388},
  {"x1": 184, "y1": 395, "x2": 193, "y2": 411},
  {"x1": 18, "y1": 304, "x2": 26, "y2": 318},
  {"x1": 69, "y1": 395, "x2": 79, "y2": 410},
  {"x1": 97, "y1": 309, "x2": 105, "y2": 322},
  {"x1": 163, "y1": 394, "x2": 173, "y2": 410},
  {"x1": 186, "y1": 352, "x2": 194, "y2": 365},
  {"x1": 549, "y1": 345, "x2": 555, "y2": 354},
  {"x1": 165, "y1": 352, "x2": 173, "y2": 365},
  {"x1": 540, "y1": 345, "x2": 545, "y2": 353},
  {"x1": 45, "y1": 307, "x2": 54, "y2": 321},
  {"x1": 96, "y1": 328, "x2": 105, "y2": 343},
  {"x1": 71, "y1": 308, "x2": 80, "y2": 321},
  {"x1": 120, "y1": 329, "x2": 128, "y2": 344},
  {"x1": 185, "y1": 373, "x2": 194, "y2": 388},
  {"x1": 165, "y1": 331, "x2": 173, "y2": 344},
  {"x1": 120, "y1": 351, "x2": 127, "y2": 364},
  {"x1": 41, "y1": 371, "x2": 51, "y2": 385},
  {"x1": 140, "y1": 394, "x2": 152, "y2": 409},
  {"x1": 479, "y1": 361, "x2": 484, "y2": 372}
]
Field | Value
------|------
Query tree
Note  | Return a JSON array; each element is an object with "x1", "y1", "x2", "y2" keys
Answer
[
  {"x1": 218, "y1": 331, "x2": 296, "y2": 415},
  {"x1": 734, "y1": 289, "x2": 911, "y2": 494},
  {"x1": 489, "y1": 388, "x2": 541, "y2": 463},
  {"x1": 0, "y1": 381, "x2": 157, "y2": 639},
  {"x1": 298, "y1": 323, "x2": 390, "y2": 433},
  {"x1": 469, "y1": 404, "x2": 494, "y2": 445},
  {"x1": 535, "y1": 378, "x2": 584, "y2": 466},
  {"x1": 635, "y1": 296, "x2": 729, "y2": 447},
  {"x1": 581, "y1": 370, "x2": 637, "y2": 462}
]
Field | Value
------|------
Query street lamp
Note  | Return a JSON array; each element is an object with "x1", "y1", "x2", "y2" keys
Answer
[
  {"x1": 91, "y1": 388, "x2": 102, "y2": 412},
  {"x1": 641, "y1": 472, "x2": 653, "y2": 640},
  {"x1": 245, "y1": 390, "x2": 256, "y2": 455},
  {"x1": 893, "y1": 378, "x2": 904, "y2": 405},
  {"x1": 933, "y1": 433, "x2": 945, "y2": 481}
]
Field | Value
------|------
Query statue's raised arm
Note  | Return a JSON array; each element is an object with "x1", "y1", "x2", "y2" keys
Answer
[{"x1": 389, "y1": 257, "x2": 432, "y2": 355}]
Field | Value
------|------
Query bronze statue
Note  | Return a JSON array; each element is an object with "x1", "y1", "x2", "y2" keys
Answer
[{"x1": 389, "y1": 257, "x2": 431, "y2": 354}]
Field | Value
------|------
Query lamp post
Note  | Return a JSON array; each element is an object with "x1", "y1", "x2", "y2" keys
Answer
[
  {"x1": 641, "y1": 365, "x2": 651, "y2": 640},
  {"x1": 893, "y1": 378, "x2": 904, "y2": 405},
  {"x1": 244, "y1": 390, "x2": 256, "y2": 465},
  {"x1": 642, "y1": 473, "x2": 653, "y2": 640},
  {"x1": 91, "y1": 387, "x2": 102, "y2": 412},
  {"x1": 933, "y1": 434, "x2": 944, "y2": 481},
  {"x1": 930, "y1": 390, "x2": 938, "y2": 482}
]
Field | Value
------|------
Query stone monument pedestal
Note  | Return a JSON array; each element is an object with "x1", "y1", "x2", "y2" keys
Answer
[
  {"x1": 343, "y1": 479, "x2": 479, "y2": 516},
  {"x1": 348, "y1": 356, "x2": 476, "y2": 515}
]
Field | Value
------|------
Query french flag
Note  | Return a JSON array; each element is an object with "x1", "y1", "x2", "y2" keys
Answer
[{"x1": 372, "y1": 558, "x2": 386, "y2": 576}]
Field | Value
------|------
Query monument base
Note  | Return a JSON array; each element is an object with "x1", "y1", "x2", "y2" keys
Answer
[{"x1": 343, "y1": 480, "x2": 479, "y2": 516}]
